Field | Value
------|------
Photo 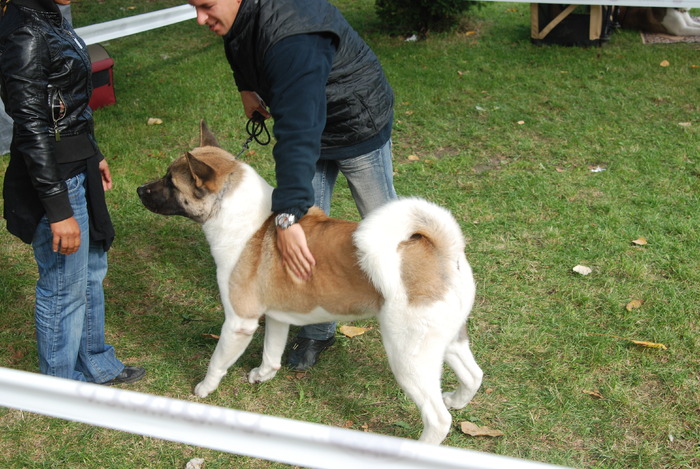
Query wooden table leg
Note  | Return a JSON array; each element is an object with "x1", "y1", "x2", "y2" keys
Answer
[
  {"x1": 589, "y1": 5, "x2": 602, "y2": 40},
  {"x1": 531, "y1": 3, "x2": 578, "y2": 40}
]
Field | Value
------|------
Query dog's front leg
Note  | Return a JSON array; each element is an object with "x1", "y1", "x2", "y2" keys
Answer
[
  {"x1": 663, "y1": 9, "x2": 700, "y2": 35},
  {"x1": 194, "y1": 316, "x2": 259, "y2": 398},
  {"x1": 680, "y1": 10, "x2": 700, "y2": 32},
  {"x1": 248, "y1": 315, "x2": 290, "y2": 383}
]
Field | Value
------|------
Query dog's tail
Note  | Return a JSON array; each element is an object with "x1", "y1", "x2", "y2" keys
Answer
[{"x1": 353, "y1": 197, "x2": 471, "y2": 306}]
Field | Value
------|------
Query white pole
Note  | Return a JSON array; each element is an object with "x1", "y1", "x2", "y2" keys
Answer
[
  {"x1": 74, "y1": 5, "x2": 197, "y2": 45},
  {"x1": 0, "y1": 367, "x2": 570, "y2": 469}
]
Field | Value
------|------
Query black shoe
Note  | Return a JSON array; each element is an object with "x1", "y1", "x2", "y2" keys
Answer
[
  {"x1": 102, "y1": 366, "x2": 146, "y2": 386},
  {"x1": 287, "y1": 336, "x2": 336, "y2": 371}
]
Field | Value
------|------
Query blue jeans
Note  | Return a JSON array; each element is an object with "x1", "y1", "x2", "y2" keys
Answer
[
  {"x1": 32, "y1": 172, "x2": 124, "y2": 382},
  {"x1": 298, "y1": 139, "x2": 398, "y2": 340}
]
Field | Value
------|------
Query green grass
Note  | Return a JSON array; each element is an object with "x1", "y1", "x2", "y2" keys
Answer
[{"x1": 1, "y1": 1, "x2": 699, "y2": 467}]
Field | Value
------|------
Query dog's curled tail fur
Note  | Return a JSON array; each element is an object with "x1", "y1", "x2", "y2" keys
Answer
[{"x1": 353, "y1": 197, "x2": 467, "y2": 304}]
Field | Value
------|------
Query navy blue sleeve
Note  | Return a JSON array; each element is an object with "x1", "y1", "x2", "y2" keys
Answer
[{"x1": 263, "y1": 33, "x2": 336, "y2": 219}]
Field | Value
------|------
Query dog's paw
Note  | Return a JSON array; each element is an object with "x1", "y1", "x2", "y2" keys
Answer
[
  {"x1": 442, "y1": 390, "x2": 468, "y2": 409},
  {"x1": 194, "y1": 381, "x2": 214, "y2": 398},
  {"x1": 247, "y1": 366, "x2": 278, "y2": 384}
]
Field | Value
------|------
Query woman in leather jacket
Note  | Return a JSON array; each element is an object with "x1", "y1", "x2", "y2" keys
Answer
[{"x1": 0, "y1": 0, "x2": 144, "y2": 384}]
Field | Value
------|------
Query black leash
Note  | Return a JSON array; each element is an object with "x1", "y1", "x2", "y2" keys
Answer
[{"x1": 236, "y1": 111, "x2": 270, "y2": 158}]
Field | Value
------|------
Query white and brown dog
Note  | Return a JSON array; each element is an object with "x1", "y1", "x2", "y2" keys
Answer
[
  {"x1": 620, "y1": 7, "x2": 700, "y2": 36},
  {"x1": 137, "y1": 122, "x2": 482, "y2": 444}
]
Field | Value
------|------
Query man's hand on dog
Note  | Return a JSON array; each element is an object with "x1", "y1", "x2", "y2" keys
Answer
[{"x1": 276, "y1": 224, "x2": 315, "y2": 281}]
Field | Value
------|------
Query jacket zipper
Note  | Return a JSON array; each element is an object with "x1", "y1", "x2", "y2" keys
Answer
[{"x1": 49, "y1": 87, "x2": 66, "y2": 142}]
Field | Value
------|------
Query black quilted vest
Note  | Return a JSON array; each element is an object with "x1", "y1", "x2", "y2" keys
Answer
[{"x1": 223, "y1": 0, "x2": 394, "y2": 150}]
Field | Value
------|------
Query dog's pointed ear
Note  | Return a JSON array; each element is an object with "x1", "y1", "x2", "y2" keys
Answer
[
  {"x1": 185, "y1": 151, "x2": 216, "y2": 191},
  {"x1": 199, "y1": 120, "x2": 220, "y2": 148}
]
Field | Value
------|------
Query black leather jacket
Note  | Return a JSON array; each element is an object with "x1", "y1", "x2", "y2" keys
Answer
[{"x1": 1, "y1": 0, "x2": 103, "y2": 242}]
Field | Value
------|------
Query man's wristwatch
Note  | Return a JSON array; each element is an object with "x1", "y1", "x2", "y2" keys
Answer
[{"x1": 275, "y1": 213, "x2": 297, "y2": 229}]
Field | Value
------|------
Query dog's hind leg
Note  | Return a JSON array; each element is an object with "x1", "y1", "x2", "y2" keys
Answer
[
  {"x1": 381, "y1": 314, "x2": 453, "y2": 444},
  {"x1": 248, "y1": 316, "x2": 290, "y2": 383},
  {"x1": 442, "y1": 326, "x2": 483, "y2": 409},
  {"x1": 194, "y1": 316, "x2": 259, "y2": 398}
]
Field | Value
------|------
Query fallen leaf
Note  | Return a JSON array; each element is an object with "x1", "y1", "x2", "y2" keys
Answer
[
  {"x1": 660, "y1": 60, "x2": 670, "y2": 67},
  {"x1": 591, "y1": 333, "x2": 668, "y2": 350},
  {"x1": 407, "y1": 154, "x2": 420, "y2": 161},
  {"x1": 10, "y1": 346, "x2": 24, "y2": 361},
  {"x1": 147, "y1": 117, "x2": 163, "y2": 125},
  {"x1": 201, "y1": 333, "x2": 220, "y2": 340},
  {"x1": 339, "y1": 325, "x2": 369, "y2": 338},
  {"x1": 185, "y1": 458, "x2": 205, "y2": 469},
  {"x1": 465, "y1": 31, "x2": 477, "y2": 36},
  {"x1": 630, "y1": 339, "x2": 667, "y2": 350},
  {"x1": 517, "y1": 120, "x2": 525, "y2": 125},
  {"x1": 573, "y1": 265, "x2": 592, "y2": 276},
  {"x1": 625, "y1": 299, "x2": 644, "y2": 311},
  {"x1": 632, "y1": 237, "x2": 648, "y2": 246},
  {"x1": 583, "y1": 389, "x2": 605, "y2": 399},
  {"x1": 460, "y1": 421, "x2": 504, "y2": 437},
  {"x1": 678, "y1": 122, "x2": 691, "y2": 127}
]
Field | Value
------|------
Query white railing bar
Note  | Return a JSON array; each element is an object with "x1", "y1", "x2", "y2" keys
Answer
[
  {"x1": 74, "y1": 4, "x2": 196, "y2": 45},
  {"x1": 0, "y1": 367, "x2": 571, "y2": 469}
]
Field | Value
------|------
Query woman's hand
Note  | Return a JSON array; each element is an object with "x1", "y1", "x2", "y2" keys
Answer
[
  {"x1": 50, "y1": 217, "x2": 81, "y2": 255},
  {"x1": 99, "y1": 158, "x2": 113, "y2": 191}
]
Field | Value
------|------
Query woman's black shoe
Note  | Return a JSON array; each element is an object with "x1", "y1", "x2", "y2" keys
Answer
[{"x1": 101, "y1": 366, "x2": 146, "y2": 385}]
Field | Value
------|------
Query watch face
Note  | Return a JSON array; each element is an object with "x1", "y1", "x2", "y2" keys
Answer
[{"x1": 275, "y1": 213, "x2": 296, "y2": 229}]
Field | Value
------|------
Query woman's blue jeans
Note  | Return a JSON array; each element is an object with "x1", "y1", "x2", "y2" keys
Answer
[
  {"x1": 298, "y1": 139, "x2": 398, "y2": 340},
  {"x1": 32, "y1": 172, "x2": 124, "y2": 382}
]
